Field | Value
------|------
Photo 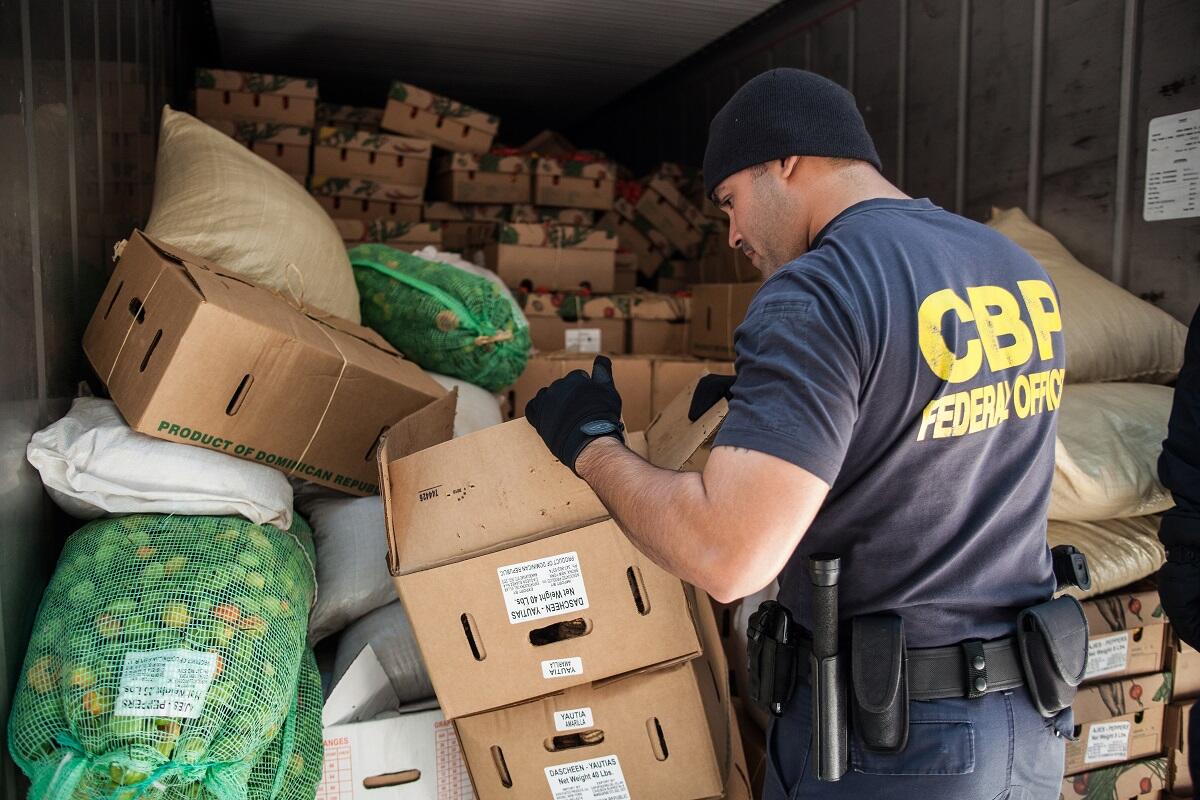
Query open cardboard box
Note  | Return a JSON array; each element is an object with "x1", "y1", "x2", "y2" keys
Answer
[
  {"x1": 485, "y1": 223, "x2": 618, "y2": 293},
  {"x1": 509, "y1": 354, "x2": 652, "y2": 431},
  {"x1": 380, "y1": 374, "x2": 727, "y2": 575},
  {"x1": 314, "y1": 127, "x2": 433, "y2": 185},
  {"x1": 83, "y1": 231, "x2": 455, "y2": 495},
  {"x1": 194, "y1": 68, "x2": 318, "y2": 126},
  {"x1": 209, "y1": 120, "x2": 312, "y2": 176},
  {"x1": 533, "y1": 157, "x2": 615, "y2": 211},
  {"x1": 453, "y1": 588, "x2": 735, "y2": 800},
  {"x1": 433, "y1": 153, "x2": 533, "y2": 205},
  {"x1": 310, "y1": 176, "x2": 423, "y2": 223},
  {"x1": 321, "y1": 646, "x2": 476, "y2": 799},
  {"x1": 382, "y1": 81, "x2": 499, "y2": 154}
]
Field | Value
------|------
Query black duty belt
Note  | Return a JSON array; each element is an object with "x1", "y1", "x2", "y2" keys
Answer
[{"x1": 794, "y1": 635, "x2": 1025, "y2": 701}]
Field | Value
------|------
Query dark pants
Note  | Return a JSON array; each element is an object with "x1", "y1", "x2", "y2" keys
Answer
[{"x1": 765, "y1": 683, "x2": 1070, "y2": 800}]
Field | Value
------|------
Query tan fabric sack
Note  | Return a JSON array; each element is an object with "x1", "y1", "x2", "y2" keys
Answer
[
  {"x1": 1053, "y1": 383, "x2": 1173, "y2": 521},
  {"x1": 988, "y1": 207, "x2": 1185, "y2": 384},
  {"x1": 146, "y1": 106, "x2": 361, "y2": 322},
  {"x1": 1048, "y1": 515, "x2": 1163, "y2": 600}
]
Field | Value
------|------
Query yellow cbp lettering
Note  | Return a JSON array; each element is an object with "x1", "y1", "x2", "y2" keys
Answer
[
  {"x1": 1017, "y1": 279, "x2": 1062, "y2": 362},
  {"x1": 918, "y1": 289, "x2": 983, "y2": 384},
  {"x1": 966, "y1": 285, "x2": 1034, "y2": 374}
]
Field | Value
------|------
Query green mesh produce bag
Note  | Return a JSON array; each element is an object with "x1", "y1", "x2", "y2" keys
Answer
[
  {"x1": 7, "y1": 514, "x2": 318, "y2": 800},
  {"x1": 348, "y1": 244, "x2": 530, "y2": 392},
  {"x1": 243, "y1": 648, "x2": 322, "y2": 800}
]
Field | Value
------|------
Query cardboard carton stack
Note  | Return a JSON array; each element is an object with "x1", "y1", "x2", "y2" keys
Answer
[
  {"x1": 376, "y1": 384, "x2": 741, "y2": 799},
  {"x1": 194, "y1": 68, "x2": 318, "y2": 184},
  {"x1": 1166, "y1": 637, "x2": 1199, "y2": 796}
]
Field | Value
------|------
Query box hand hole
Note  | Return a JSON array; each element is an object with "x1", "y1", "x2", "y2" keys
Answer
[
  {"x1": 103, "y1": 281, "x2": 124, "y2": 320},
  {"x1": 364, "y1": 426, "x2": 389, "y2": 462},
  {"x1": 222, "y1": 90, "x2": 231, "y2": 105},
  {"x1": 128, "y1": 296, "x2": 146, "y2": 324},
  {"x1": 627, "y1": 566, "x2": 650, "y2": 615},
  {"x1": 368, "y1": 151, "x2": 377, "y2": 165},
  {"x1": 436, "y1": 116, "x2": 446, "y2": 129},
  {"x1": 226, "y1": 374, "x2": 254, "y2": 416},
  {"x1": 341, "y1": 148, "x2": 349, "y2": 162},
  {"x1": 275, "y1": 144, "x2": 284, "y2": 157},
  {"x1": 706, "y1": 306, "x2": 713, "y2": 331},
  {"x1": 490, "y1": 745, "x2": 513, "y2": 788},
  {"x1": 139, "y1": 330, "x2": 163, "y2": 373},
  {"x1": 647, "y1": 717, "x2": 669, "y2": 761},
  {"x1": 252, "y1": 94, "x2": 261, "y2": 108},
  {"x1": 362, "y1": 769, "x2": 420, "y2": 788},
  {"x1": 461, "y1": 613, "x2": 486, "y2": 661},
  {"x1": 543, "y1": 730, "x2": 605, "y2": 752},
  {"x1": 528, "y1": 618, "x2": 592, "y2": 647}
]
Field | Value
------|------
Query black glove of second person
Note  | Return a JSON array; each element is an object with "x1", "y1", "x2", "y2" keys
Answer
[
  {"x1": 688, "y1": 373, "x2": 736, "y2": 421},
  {"x1": 1159, "y1": 546, "x2": 1200, "y2": 651},
  {"x1": 525, "y1": 355, "x2": 624, "y2": 474}
]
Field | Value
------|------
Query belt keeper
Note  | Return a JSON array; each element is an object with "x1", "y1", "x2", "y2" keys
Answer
[{"x1": 963, "y1": 640, "x2": 988, "y2": 698}]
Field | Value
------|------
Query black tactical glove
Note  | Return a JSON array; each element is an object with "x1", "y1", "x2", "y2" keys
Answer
[
  {"x1": 1159, "y1": 545, "x2": 1200, "y2": 651},
  {"x1": 525, "y1": 355, "x2": 624, "y2": 474},
  {"x1": 688, "y1": 373, "x2": 736, "y2": 422}
]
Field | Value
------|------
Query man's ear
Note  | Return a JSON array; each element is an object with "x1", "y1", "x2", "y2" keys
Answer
[{"x1": 780, "y1": 155, "x2": 801, "y2": 179}]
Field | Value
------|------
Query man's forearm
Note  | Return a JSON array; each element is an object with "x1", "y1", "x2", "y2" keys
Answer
[{"x1": 574, "y1": 437, "x2": 732, "y2": 596}]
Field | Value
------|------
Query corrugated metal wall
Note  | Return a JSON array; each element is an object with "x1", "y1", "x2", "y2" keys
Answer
[
  {"x1": 0, "y1": 0, "x2": 189, "y2": 791},
  {"x1": 579, "y1": 0, "x2": 1200, "y2": 322}
]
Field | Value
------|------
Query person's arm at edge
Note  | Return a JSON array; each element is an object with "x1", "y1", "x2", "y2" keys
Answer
[{"x1": 575, "y1": 436, "x2": 830, "y2": 603}]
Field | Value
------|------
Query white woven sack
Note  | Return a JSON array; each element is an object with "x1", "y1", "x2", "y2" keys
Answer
[
  {"x1": 27, "y1": 397, "x2": 293, "y2": 527},
  {"x1": 333, "y1": 601, "x2": 433, "y2": 705},
  {"x1": 988, "y1": 207, "x2": 1185, "y2": 384},
  {"x1": 146, "y1": 106, "x2": 361, "y2": 322},
  {"x1": 1052, "y1": 383, "x2": 1173, "y2": 521}
]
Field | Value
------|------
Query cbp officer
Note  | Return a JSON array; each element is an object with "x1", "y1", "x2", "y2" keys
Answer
[{"x1": 525, "y1": 69, "x2": 1075, "y2": 798}]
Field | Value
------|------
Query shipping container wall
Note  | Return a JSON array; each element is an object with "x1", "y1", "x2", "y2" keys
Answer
[
  {"x1": 0, "y1": 0, "x2": 206, "y2": 792},
  {"x1": 579, "y1": 0, "x2": 1200, "y2": 322}
]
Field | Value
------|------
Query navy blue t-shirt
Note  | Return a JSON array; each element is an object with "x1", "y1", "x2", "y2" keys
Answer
[{"x1": 714, "y1": 198, "x2": 1064, "y2": 647}]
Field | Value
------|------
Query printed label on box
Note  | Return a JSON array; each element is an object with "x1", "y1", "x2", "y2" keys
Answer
[
  {"x1": 544, "y1": 754, "x2": 630, "y2": 800},
  {"x1": 1085, "y1": 633, "x2": 1130, "y2": 680},
  {"x1": 498, "y1": 551, "x2": 590, "y2": 624},
  {"x1": 1084, "y1": 720, "x2": 1132, "y2": 764},
  {"x1": 115, "y1": 649, "x2": 217, "y2": 719},
  {"x1": 554, "y1": 707, "x2": 595, "y2": 732},
  {"x1": 542, "y1": 657, "x2": 584, "y2": 679},
  {"x1": 564, "y1": 328, "x2": 602, "y2": 353},
  {"x1": 1143, "y1": 108, "x2": 1200, "y2": 221}
]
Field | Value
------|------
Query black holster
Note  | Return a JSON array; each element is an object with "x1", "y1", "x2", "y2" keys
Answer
[
  {"x1": 746, "y1": 600, "x2": 801, "y2": 716},
  {"x1": 1016, "y1": 595, "x2": 1089, "y2": 717},
  {"x1": 851, "y1": 613, "x2": 909, "y2": 753}
]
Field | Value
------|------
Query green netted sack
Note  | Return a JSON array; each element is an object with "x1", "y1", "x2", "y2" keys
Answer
[
  {"x1": 8, "y1": 513, "x2": 317, "y2": 800},
  {"x1": 348, "y1": 244, "x2": 530, "y2": 392},
  {"x1": 244, "y1": 648, "x2": 322, "y2": 800}
]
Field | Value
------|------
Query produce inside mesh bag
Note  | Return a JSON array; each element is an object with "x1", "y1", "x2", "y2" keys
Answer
[
  {"x1": 243, "y1": 648, "x2": 323, "y2": 800},
  {"x1": 7, "y1": 513, "x2": 317, "y2": 799},
  {"x1": 348, "y1": 244, "x2": 530, "y2": 392}
]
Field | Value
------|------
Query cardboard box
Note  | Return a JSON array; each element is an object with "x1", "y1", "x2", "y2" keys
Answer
[
  {"x1": 645, "y1": 377, "x2": 729, "y2": 475},
  {"x1": 526, "y1": 316, "x2": 628, "y2": 355},
  {"x1": 1084, "y1": 625, "x2": 1171, "y2": 684},
  {"x1": 382, "y1": 81, "x2": 499, "y2": 154},
  {"x1": 508, "y1": 205, "x2": 595, "y2": 226},
  {"x1": 613, "y1": 258, "x2": 637, "y2": 293},
  {"x1": 194, "y1": 68, "x2": 317, "y2": 127},
  {"x1": 335, "y1": 220, "x2": 443, "y2": 251},
  {"x1": 433, "y1": 153, "x2": 533, "y2": 205},
  {"x1": 316, "y1": 102, "x2": 384, "y2": 132},
  {"x1": 725, "y1": 696, "x2": 755, "y2": 800},
  {"x1": 453, "y1": 589, "x2": 730, "y2": 799},
  {"x1": 518, "y1": 291, "x2": 589, "y2": 319},
  {"x1": 635, "y1": 176, "x2": 708, "y2": 256},
  {"x1": 381, "y1": 384, "x2": 724, "y2": 575},
  {"x1": 519, "y1": 129, "x2": 577, "y2": 158},
  {"x1": 1169, "y1": 637, "x2": 1200, "y2": 701},
  {"x1": 1074, "y1": 673, "x2": 1173, "y2": 726},
  {"x1": 84, "y1": 231, "x2": 455, "y2": 496},
  {"x1": 1065, "y1": 704, "x2": 1165, "y2": 775},
  {"x1": 396, "y1": 520, "x2": 705, "y2": 719},
  {"x1": 314, "y1": 127, "x2": 432, "y2": 185},
  {"x1": 440, "y1": 222, "x2": 499, "y2": 255},
  {"x1": 734, "y1": 700, "x2": 767, "y2": 800},
  {"x1": 690, "y1": 283, "x2": 761, "y2": 361},
  {"x1": 422, "y1": 202, "x2": 508, "y2": 222},
  {"x1": 533, "y1": 157, "x2": 615, "y2": 211},
  {"x1": 486, "y1": 224, "x2": 618, "y2": 293},
  {"x1": 320, "y1": 646, "x2": 475, "y2": 799},
  {"x1": 630, "y1": 319, "x2": 688, "y2": 355},
  {"x1": 1165, "y1": 700, "x2": 1194, "y2": 796},
  {"x1": 599, "y1": 198, "x2": 673, "y2": 277},
  {"x1": 310, "y1": 176, "x2": 423, "y2": 224},
  {"x1": 1060, "y1": 757, "x2": 1168, "y2": 799},
  {"x1": 1082, "y1": 588, "x2": 1166, "y2": 635},
  {"x1": 651, "y1": 359, "x2": 736, "y2": 420},
  {"x1": 209, "y1": 120, "x2": 312, "y2": 176},
  {"x1": 509, "y1": 354, "x2": 653, "y2": 432}
]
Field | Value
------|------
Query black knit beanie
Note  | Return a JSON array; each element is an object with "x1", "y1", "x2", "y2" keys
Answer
[{"x1": 703, "y1": 68, "x2": 881, "y2": 199}]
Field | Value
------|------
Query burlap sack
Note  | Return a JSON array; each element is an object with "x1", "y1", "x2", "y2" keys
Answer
[
  {"x1": 1048, "y1": 516, "x2": 1164, "y2": 600},
  {"x1": 988, "y1": 207, "x2": 1185, "y2": 384},
  {"x1": 146, "y1": 107, "x2": 361, "y2": 322}
]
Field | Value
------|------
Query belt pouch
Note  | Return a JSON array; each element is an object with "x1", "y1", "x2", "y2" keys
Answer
[
  {"x1": 1016, "y1": 596, "x2": 1089, "y2": 718},
  {"x1": 851, "y1": 613, "x2": 908, "y2": 753}
]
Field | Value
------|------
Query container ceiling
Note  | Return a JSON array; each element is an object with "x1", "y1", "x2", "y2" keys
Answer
[{"x1": 210, "y1": 0, "x2": 781, "y2": 144}]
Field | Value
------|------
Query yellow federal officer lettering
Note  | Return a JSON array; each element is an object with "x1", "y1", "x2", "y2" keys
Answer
[
  {"x1": 917, "y1": 288, "x2": 983, "y2": 384},
  {"x1": 966, "y1": 285, "x2": 1034, "y2": 374},
  {"x1": 1016, "y1": 279, "x2": 1062, "y2": 362}
]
